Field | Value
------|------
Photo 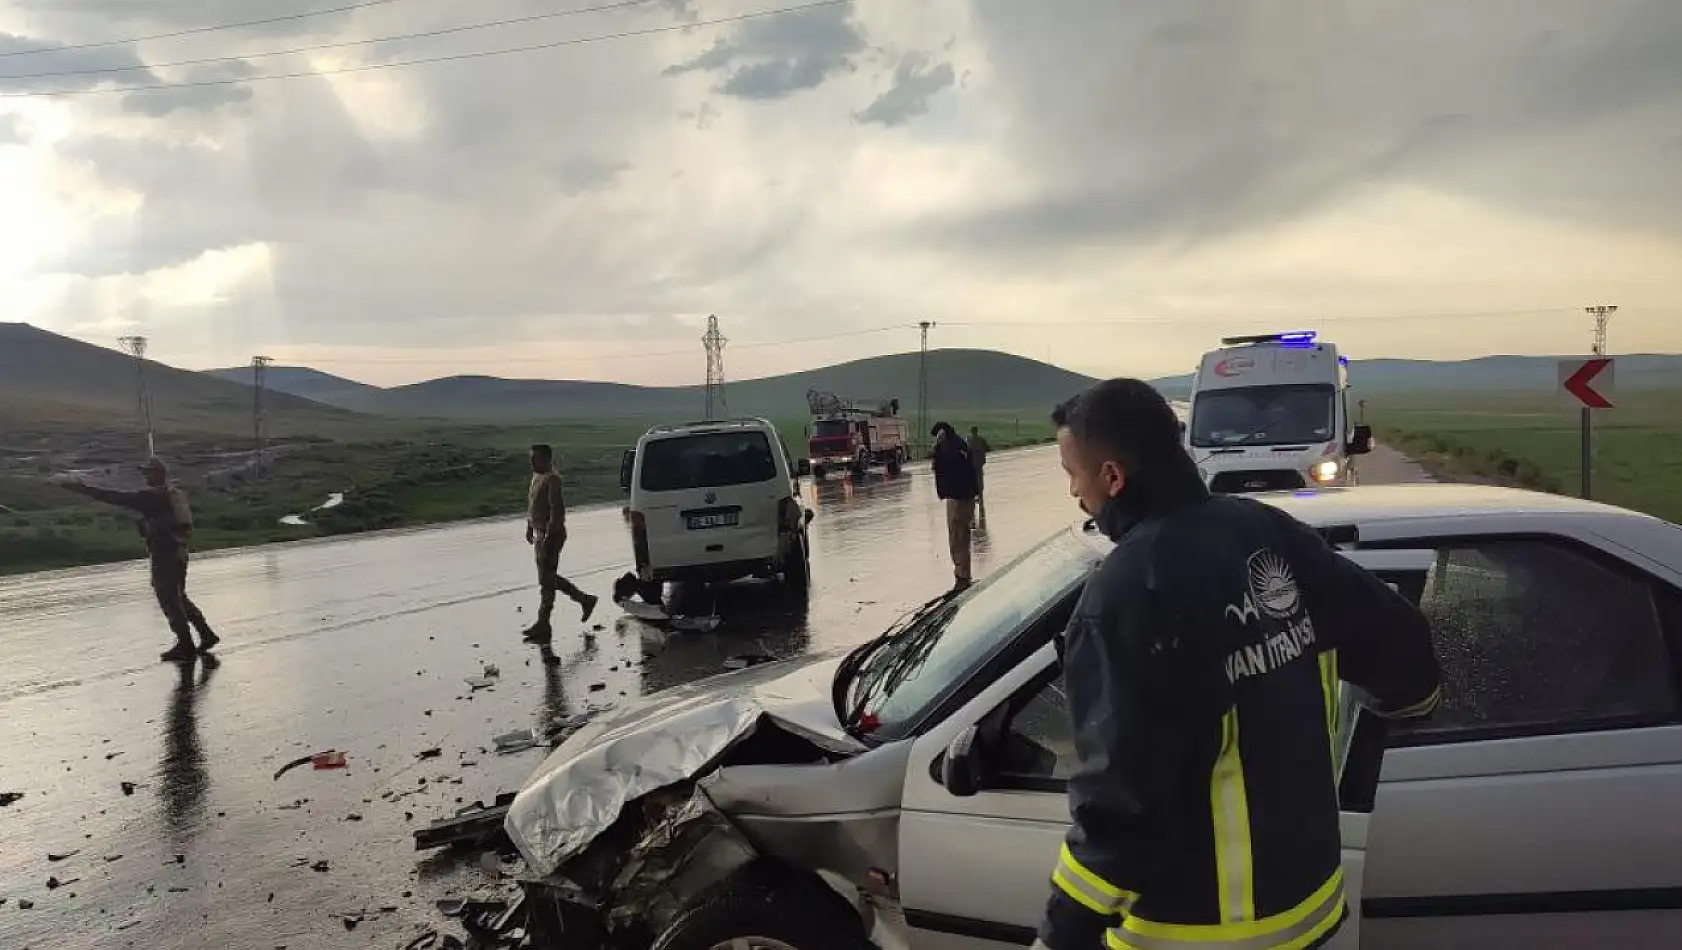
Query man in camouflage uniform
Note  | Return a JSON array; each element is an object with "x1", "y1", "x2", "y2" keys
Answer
[
  {"x1": 55, "y1": 457, "x2": 220, "y2": 662},
  {"x1": 522, "y1": 443, "x2": 599, "y2": 644}
]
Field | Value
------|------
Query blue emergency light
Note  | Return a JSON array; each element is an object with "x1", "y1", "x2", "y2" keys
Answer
[{"x1": 1220, "y1": 330, "x2": 1319, "y2": 347}]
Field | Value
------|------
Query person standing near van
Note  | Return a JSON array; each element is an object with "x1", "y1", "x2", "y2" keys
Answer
[
  {"x1": 967, "y1": 425, "x2": 992, "y2": 522},
  {"x1": 52, "y1": 457, "x2": 220, "y2": 662},
  {"x1": 523, "y1": 444, "x2": 598, "y2": 643},
  {"x1": 929, "y1": 422, "x2": 978, "y2": 589}
]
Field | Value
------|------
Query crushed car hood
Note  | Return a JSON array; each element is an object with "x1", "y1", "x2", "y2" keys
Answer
[{"x1": 505, "y1": 650, "x2": 863, "y2": 877}]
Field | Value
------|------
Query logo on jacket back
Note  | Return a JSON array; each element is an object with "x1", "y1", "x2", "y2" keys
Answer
[
  {"x1": 1223, "y1": 548, "x2": 1316, "y2": 684},
  {"x1": 704, "y1": 491, "x2": 717, "y2": 505}
]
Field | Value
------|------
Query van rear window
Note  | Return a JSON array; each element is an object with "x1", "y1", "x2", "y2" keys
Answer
[{"x1": 640, "y1": 431, "x2": 778, "y2": 492}]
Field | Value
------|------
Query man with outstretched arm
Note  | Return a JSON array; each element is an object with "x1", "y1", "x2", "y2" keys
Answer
[
  {"x1": 522, "y1": 443, "x2": 598, "y2": 645},
  {"x1": 53, "y1": 457, "x2": 220, "y2": 662},
  {"x1": 1037, "y1": 379, "x2": 1439, "y2": 950}
]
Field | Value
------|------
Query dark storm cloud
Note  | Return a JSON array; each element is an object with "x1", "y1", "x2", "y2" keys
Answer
[
  {"x1": 120, "y1": 60, "x2": 257, "y2": 116},
  {"x1": 0, "y1": 33, "x2": 159, "y2": 92},
  {"x1": 853, "y1": 51, "x2": 953, "y2": 127},
  {"x1": 919, "y1": 0, "x2": 1682, "y2": 257},
  {"x1": 664, "y1": 2, "x2": 864, "y2": 99}
]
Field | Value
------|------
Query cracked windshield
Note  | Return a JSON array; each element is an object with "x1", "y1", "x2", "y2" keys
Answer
[{"x1": 2, "y1": 1, "x2": 1680, "y2": 949}]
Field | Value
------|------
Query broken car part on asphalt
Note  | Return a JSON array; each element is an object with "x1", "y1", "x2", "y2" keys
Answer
[{"x1": 414, "y1": 792, "x2": 518, "y2": 852}]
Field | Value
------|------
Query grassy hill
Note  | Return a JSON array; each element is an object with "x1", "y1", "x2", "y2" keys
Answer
[
  {"x1": 205, "y1": 364, "x2": 384, "y2": 407},
  {"x1": 0, "y1": 323, "x2": 363, "y2": 436},
  {"x1": 203, "y1": 348, "x2": 1102, "y2": 421},
  {"x1": 1151, "y1": 353, "x2": 1682, "y2": 397}
]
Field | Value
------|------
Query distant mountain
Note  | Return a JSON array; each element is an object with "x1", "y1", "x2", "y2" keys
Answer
[
  {"x1": 205, "y1": 365, "x2": 383, "y2": 407},
  {"x1": 210, "y1": 348, "x2": 1103, "y2": 421},
  {"x1": 1149, "y1": 353, "x2": 1682, "y2": 397},
  {"x1": 0, "y1": 323, "x2": 361, "y2": 434}
]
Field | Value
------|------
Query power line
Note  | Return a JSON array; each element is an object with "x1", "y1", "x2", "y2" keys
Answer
[
  {"x1": 0, "y1": 0, "x2": 676, "y2": 83},
  {"x1": 939, "y1": 307, "x2": 1579, "y2": 330},
  {"x1": 1585, "y1": 304, "x2": 1616, "y2": 357},
  {"x1": 916, "y1": 320, "x2": 934, "y2": 455},
  {"x1": 0, "y1": 0, "x2": 422, "y2": 59},
  {"x1": 702, "y1": 314, "x2": 727, "y2": 419},
  {"x1": 0, "y1": 0, "x2": 854, "y2": 100},
  {"x1": 253, "y1": 355, "x2": 273, "y2": 478},
  {"x1": 118, "y1": 335, "x2": 156, "y2": 457},
  {"x1": 275, "y1": 324, "x2": 909, "y2": 366}
]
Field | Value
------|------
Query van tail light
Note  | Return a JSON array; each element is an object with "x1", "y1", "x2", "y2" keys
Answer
[{"x1": 630, "y1": 510, "x2": 649, "y2": 569}]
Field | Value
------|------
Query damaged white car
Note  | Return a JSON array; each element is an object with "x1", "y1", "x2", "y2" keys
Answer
[{"x1": 505, "y1": 485, "x2": 1682, "y2": 950}]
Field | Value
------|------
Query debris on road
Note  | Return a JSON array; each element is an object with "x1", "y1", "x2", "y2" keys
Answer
[
  {"x1": 405, "y1": 930, "x2": 465, "y2": 949},
  {"x1": 493, "y1": 729, "x2": 539, "y2": 755},
  {"x1": 1, "y1": 791, "x2": 23, "y2": 807},
  {"x1": 272, "y1": 750, "x2": 347, "y2": 781},
  {"x1": 614, "y1": 596, "x2": 722, "y2": 633},
  {"x1": 120, "y1": 782, "x2": 138, "y2": 796},
  {"x1": 310, "y1": 860, "x2": 331, "y2": 873},
  {"x1": 416, "y1": 747, "x2": 443, "y2": 761},
  {"x1": 413, "y1": 792, "x2": 517, "y2": 852},
  {"x1": 47, "y1": 850, "x2": 80, "y2": 862},
  {"x1": 464, "y1": 677, "x2": 496, "y2": 690}
]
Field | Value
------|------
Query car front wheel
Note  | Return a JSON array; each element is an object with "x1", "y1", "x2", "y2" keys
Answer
[{"x1": 651, "y1": 867, "x2": 871, "y2": 950}]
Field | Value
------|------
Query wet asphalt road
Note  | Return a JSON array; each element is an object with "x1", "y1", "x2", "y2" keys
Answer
[{"x1": 0, "y1": 444, "x2": 1425, "y2": 949}]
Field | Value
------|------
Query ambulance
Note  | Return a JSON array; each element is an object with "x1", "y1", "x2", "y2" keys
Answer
[{"x1": 1184, "y1": 331, "x2": 1373, "y2": 493}]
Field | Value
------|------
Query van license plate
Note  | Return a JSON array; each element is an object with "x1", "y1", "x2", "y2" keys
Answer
[{"x1": 686, "y1": 511, "x2": 739, "y2": 529}]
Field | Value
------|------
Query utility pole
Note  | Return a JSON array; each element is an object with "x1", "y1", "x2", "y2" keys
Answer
[
  {"x1": 252, "y1": 355, "x2": 273, "y2": 478},
  {"x1": 1580, "y1": 305, "x2": 1616, "y2": 499},
  {"x1": 917, "y1": 321, "x2": 935, "y2": 455},
  {"x1": 702, "y1": 315, "x2": 728, "y2": 420},
  {"x1": 117, "y1": 335, "x2": 155, "y2": 458}
]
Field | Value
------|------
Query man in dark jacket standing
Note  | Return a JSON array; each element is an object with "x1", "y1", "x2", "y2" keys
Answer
[
  {"x1": 929, "y1": 422, "x2": 978, "y2": 589},
  {"x1": 967, "y1": 425, "x2": 992, "y2": 523},
  {"x1": 1036, "y1": 379, "x2": 1440, "y2": 950},
  {"x1": 53, "y1": 458, "x2": 220, "y2": 662}
]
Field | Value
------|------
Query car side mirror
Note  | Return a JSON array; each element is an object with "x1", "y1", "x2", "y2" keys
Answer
[
  {"x1": 619, "y1": 449, "x2": 635, "y2": 493},
  {"x1": 803, "y1": 509, "x2": 814, "y2": 526},
  {"x1": 1348, "y1": 425, "x2": 1373, "y2": 456},
  {"x1": 795, "y1": 458, "x2": 811, "y2": 477},
  {"x1": 939, "y1": 724, "x2": 986, "y2": 798}
]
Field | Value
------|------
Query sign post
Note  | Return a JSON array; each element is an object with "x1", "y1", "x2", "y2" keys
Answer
[{"x1": 1559, "y1": 357, "x2": 1615, "y2": 499}]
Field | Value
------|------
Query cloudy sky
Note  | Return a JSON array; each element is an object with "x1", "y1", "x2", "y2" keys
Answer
[{"x1": 2, "y1": 0, "x2": 1679, "y2": 386}]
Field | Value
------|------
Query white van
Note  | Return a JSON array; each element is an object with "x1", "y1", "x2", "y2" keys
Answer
[
  {"x1": 619, "y1": 418, "x2": 813, "y2": 594},
  {"x1": 1186, "y1": 331, "x2": 1373, "y2": 493}
]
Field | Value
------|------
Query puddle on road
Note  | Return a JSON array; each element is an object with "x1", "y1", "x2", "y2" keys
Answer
[{"x1": 278, "y1": 492, "x2": 346, "y2": 527}]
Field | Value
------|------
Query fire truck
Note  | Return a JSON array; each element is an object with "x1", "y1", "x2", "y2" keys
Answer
[{"x1": 804, "y1": 390, "x2": 910, "y2": 479}]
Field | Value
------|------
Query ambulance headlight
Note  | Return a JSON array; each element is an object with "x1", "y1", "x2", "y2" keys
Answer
[{"x1": 1311, "y1": 459, "x2": 1341, "y2": 483}]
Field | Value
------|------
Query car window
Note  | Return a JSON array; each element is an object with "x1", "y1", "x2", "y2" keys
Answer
[
  {"x1": 1391, "y1": 539, "x2": 1681, "y2": 742},
  {"x1": 996, "y1": 675, "x2": 1076, "y2": 784},
  {"x1": 1189, "y1": 383, "x2": 1336, "y2": 447},
  {"x1": 639, "y1": 431, "x2": 776, "y2": 492},
  {"x1": 848, "y1": 530, "x2": 1097, "y2": 741}
]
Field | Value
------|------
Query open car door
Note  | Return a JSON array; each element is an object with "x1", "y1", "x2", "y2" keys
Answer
[{"x1": 892, "y1": 549, "x2": 1429, "y2": 950}]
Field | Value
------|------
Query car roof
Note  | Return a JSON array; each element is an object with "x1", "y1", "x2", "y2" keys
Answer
[
  {"x1": 643, "y1": 417, "x2": 778, "y2": 440},
  {"x1": 1073, "y1": 483, "x2": 1682, "y2": 572}
]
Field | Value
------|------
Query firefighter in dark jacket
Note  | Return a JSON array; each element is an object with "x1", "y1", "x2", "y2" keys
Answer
[
  {"x1": 1038, "y1": 379, "x2": 1440, "y2": 950},
  {"x1": 53, "y1": 458, "x2": 220, "y2": 662}
]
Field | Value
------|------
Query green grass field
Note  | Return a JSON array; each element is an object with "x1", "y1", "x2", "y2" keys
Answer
[
  {"x1": 0, "y1": 410, "x2": 1056, "y2": 576},
  {"x1": 1368, "y1": 389, "x2": 1682, "y2": 524}
]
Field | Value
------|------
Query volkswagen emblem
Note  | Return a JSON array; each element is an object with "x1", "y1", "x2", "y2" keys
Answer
[{"x1": 703, "y1": 491, "x2": 717, "y2": 505}]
